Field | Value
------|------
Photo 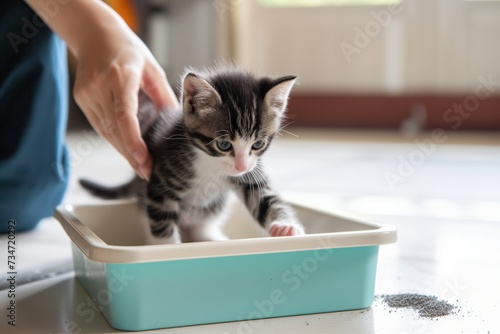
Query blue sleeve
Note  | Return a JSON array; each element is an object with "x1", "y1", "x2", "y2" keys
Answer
[{"x1": 0, "y1": 1, "x2": 70, "y2": 233}]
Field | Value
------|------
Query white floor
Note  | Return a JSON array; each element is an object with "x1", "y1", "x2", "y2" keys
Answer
[{"x1": 1, "y1": 128, "x2": 500, "y2": 333}]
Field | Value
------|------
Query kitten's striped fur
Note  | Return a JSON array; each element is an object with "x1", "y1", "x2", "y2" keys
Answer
[{"x1": 80, "y1": 67, "x2": 305, "y2": 243}]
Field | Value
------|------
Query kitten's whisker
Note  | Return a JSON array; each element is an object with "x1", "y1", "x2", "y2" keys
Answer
[
  {"x1": 183, "y1": 169, "x2": 226, "y2": 215},
  {"x1": 208, "y1": 134, "x2": 228, "y2": 145},
  {"x1": 193, "y1": 170, "x2": 225, "y2": 214},
  {"x1": 282, "y1": 131, "x2": 298, "y2": 138},
  {"x1": 248, "y1": 169, "x2": 264, "y2": 201},
  {"x1": 278, "y1": 127, "x2": 299, "y2": 139},
  {"x1": 227, "y1": 108, "x2": 234, "y2": 135},
  {"x1": 175, "y1": 152, "x2": 195, "y2": 161},
  {"x1": 250, "y1": 166, "x2": 268, "y2": 200},
  {"x1": 215, "y1": 129, "x2": 230, "y2": 136},
  {"x1": 163, "y1": 135, "x2": 191, "y2": 141},
  {"x1": 184, "y1": 172, "x2": 206, "y2": 197}
]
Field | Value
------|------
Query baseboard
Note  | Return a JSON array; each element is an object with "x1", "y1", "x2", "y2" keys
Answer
[{"x1": 286, "y1": 94, "x2": 500, "y2": 130}]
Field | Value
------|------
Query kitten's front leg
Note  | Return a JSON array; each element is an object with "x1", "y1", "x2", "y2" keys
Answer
[
  {"x1": 145, "y1": 183, "x2": 182, "y2": 244},
  {"x1": 238, "y1": 179, "x2": 305, "y2": 237},
  {"x1": 146, "y1": 206, "x2": 181, "y2": 244},
  {"x1": 262, "y1": 196, "x2": 305, "y2": 237}
]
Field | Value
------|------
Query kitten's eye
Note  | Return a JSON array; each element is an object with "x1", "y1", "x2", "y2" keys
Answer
[
  {"x1": 216, "y1": 140, "x2": 232, "y2": 152},
  {"x1": 252, "y1": 140, "x2": 266, "y2": 150}
]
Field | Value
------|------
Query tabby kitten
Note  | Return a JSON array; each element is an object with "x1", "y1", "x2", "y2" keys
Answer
[{"x1": 80, "y1": 67, "x2": 305, "y2": 244}]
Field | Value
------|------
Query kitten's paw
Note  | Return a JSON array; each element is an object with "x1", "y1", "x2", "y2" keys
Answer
[{"x1": 269, "y1": 221, "x2": 305, "y2": 237}]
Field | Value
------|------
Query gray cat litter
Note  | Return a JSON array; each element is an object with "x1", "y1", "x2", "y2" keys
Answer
[{"x1": 378, "y1": 293, "x2": 456, "y2": 318}]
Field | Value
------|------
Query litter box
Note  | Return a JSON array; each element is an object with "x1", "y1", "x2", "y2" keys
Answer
[{"x1": 54, "y1": 194, "x2": 397, "y2": 331}]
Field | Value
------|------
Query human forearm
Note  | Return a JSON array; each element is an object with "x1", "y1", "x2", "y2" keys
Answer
[{"x1": 25, "y1": 0, "x2": 130, "y2": 58}]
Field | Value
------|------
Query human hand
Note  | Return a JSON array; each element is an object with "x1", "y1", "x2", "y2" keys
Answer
[{"x1": 72, "y1": 11, "x2": 178, "y2": 181}]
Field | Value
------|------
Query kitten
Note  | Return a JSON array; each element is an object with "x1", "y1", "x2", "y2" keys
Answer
[{"x1": 80, "y1": 67, "x2": 305, "y2": 244}]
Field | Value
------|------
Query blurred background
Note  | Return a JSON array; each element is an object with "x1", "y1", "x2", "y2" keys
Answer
[
  {"x1": 62, "y1": 0, "x2": 500, "y2": 220},
  {"x1": 67, "y1": 0, "x2": 500, "y2": 222},
  {"x1": 69, "y1": 0, "x2": 500, "y2": 132}
]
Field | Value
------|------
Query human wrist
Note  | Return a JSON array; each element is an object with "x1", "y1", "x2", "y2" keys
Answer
[
  {"x1": 71, "y1": 4, "x2": 133, "y2": 58},
  {"x1": 25, "y1": 0, "x2": 132, "y2": 58}
]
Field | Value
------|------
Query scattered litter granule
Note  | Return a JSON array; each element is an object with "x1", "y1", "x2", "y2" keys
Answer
[{"x1": 378, "y1": 293, "x2": 456, "y2": 318}]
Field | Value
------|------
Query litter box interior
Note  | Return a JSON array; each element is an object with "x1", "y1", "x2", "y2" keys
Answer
[{"x1": 70, "y1": 197, "x2": 378, "y2": 247}]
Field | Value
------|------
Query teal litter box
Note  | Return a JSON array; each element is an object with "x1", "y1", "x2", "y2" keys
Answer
[{"x1": 54, "y1": 194, "x2": 397, "y2": 331}]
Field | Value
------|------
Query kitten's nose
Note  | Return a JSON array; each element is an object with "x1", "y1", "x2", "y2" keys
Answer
[
  {"x1": 234, "y1": 155, "x2": 248, "y2": 172},
  {"x1": 235, "y1": 162, "x2": 247, "y2": 172}
]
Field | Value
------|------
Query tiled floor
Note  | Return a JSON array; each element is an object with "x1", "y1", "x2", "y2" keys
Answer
[{"x1": 1, "y1": 128, "x2": 499, "y2": 333}]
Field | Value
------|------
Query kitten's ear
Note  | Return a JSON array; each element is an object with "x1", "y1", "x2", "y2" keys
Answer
[
  {"x1": 263, "y1": 75, "x2": 297, "y2": 116},
  {"x1": 182, "y1": 73, "x2": 221, "y2": 115}
]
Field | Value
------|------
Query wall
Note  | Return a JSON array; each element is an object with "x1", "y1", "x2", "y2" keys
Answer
[
  {"x1": 145, "y1": 0, "x2": 232, "y2": 86},
  {"x1": 234, "y1": 0, "x2": 500, "y2": 94}
]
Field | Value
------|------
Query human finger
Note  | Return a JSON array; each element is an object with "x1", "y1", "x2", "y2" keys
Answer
[
  {"x1": 111, "y1": 73, "x2": 152, "y2": 180},
  {"x1": 142, "y1": 61, "x2": 179, "y2": 111}
]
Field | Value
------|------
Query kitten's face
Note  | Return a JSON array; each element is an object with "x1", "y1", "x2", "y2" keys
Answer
[
  {"x1": 181, "y1": 69, "x2": 296, "y2": 177},
  {"x1": 208, "y1": 134, "x2": 267, "y2": 176}
]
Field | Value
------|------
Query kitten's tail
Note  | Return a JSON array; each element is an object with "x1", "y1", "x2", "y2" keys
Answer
[{"x1": 79, "y1": 178, "x2": 136, "y2": 199}]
